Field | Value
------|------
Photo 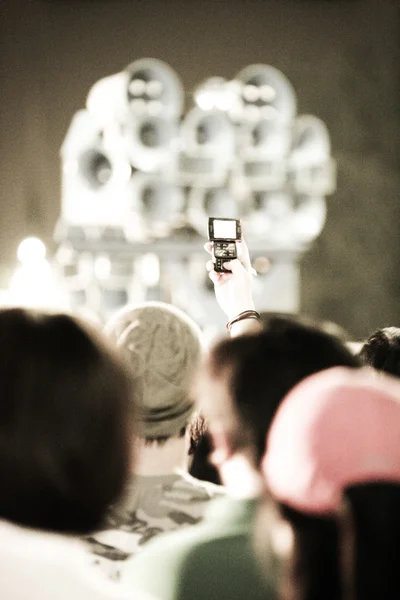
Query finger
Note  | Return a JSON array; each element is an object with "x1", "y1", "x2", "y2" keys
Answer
[
  {"x1": 236, "y1": 239, "x2": 252, "y2": 270},
  {"x1": 223, "y1": 259, "x2": 246, "y2": 275},
  {"x1": 206, "y1": 260, "x2": 214, "y2": 273},
  {"x1": 204, "y1": 242, "x2": 213, "y2": 254}
]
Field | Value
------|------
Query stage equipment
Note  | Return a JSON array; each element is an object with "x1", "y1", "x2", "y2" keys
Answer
[
  {"x1": 177, "y1": 108, "x2": 235, "y2": 186},
  {"x1": 123, "y1": 114, "x2": 179, "y2": 173},
  {"x1": 124, "y1": 172, "x2": 186, "y2": 240},
  {"x1": 60, "y1": 110, "x2": 132, "y2": 232},
  {"x1": 56, "y1": 58, "x2": 337, "y2": 328},
  {"x1": 125, "y1": 58, "x2": 184, "y2": 119},
  {"x1": 238, "y1": 117, "x2": 291, "y2": 191},
  {"x1": 234, "y1": 64, "x2": 297, "y2": 123},
  {"x1": 289, "y1": 115, "x2": 336, "y2": 196}
]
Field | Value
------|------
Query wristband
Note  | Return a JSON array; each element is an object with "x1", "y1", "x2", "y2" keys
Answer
[{"x1": 226, "y1": 310, "x2": 261, "y2": 332}]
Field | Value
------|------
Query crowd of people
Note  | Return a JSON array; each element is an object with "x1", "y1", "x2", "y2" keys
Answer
[{"x1": 1, "y1": 236, "x2": 400, "y2": 600}]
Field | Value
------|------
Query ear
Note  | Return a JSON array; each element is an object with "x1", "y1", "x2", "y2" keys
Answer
[{"x1": 209, "y1": 430, "x2": 234, "y2": 467}]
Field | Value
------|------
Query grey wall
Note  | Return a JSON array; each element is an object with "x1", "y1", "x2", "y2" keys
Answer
[{"x1": 1, "y1": 0, "x2": 399, "y2": 338}]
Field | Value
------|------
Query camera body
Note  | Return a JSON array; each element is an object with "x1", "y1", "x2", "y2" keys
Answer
[{"x1": 208, "y1": 217, "x2": 242, "y2": 272}]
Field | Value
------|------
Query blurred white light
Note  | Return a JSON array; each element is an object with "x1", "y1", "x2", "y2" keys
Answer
[
  {"x1": 244, "y1": 105, "x2": 260, "y2": 121},
  {"x1": 243, "y1": 84, "x2": 259, "y2": 103},
  {"x1": 130, "y1": 99, "x2": 147, "y2": 114},
  {"x1": 215, "y1": 95, "x2": 233, "y2": 111},
  {"x1": 94, "y1": 255, "x2": 111, "y2": 280},
  {"x1": 147, "y1": 100, "x2": 164, "y2": 116},
  {"x1": 195, "y1": 91, "x2": 215, "y2": 111},
  {"x1": 146, "y1": 80, "x2": 164, "y2": 98},
  {"x1": 259, "y1": 84, "x2": 277, "y2": 103},
  {"x1": 136, "y1": 253, "x2": 160, "y2": 287},
  {"x1": 129, "y1": 78, "x2": 146, "y2": 96},
  {"x1": 17, "y1": 237, "x2": 46, "y2": 265}
]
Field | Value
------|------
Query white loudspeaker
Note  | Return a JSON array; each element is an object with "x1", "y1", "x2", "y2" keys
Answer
[
  {"x1": 290, "y1": 195, "x2": 327, "y2": 244},
  {"x1": 186, "y1": 186, "x2": 240, "y2": 235},
  {"x1": 60, "y1": 110, "x2": 132, "y2": 231},
  {"x1": 289, "y1": 115, "x2": 336, "y2": 195},
  {"x1": 123, "y1": 172, "x2": 185, "y2": 240},
  {"x1": 123, "y1": 114, "x2": 179, "y2": 173},
  {"x1": 234, "y1": 64, "x2": 297, "y2": 124},
  {"x1": 246, "y1": 190, "x2": 295, "y2": 244},
  {"x1": 124, "y1": 58, "x2": 184, "y2": 119},
  {"x1": 177, "y1": 108, "x2": 236, "y2": 187},
  {"x1": 86, "y1": 72, "x2": 131, "y2": 128},
  {"x1": 238, "y1": 117, "x2": 291, "y2": 191}
]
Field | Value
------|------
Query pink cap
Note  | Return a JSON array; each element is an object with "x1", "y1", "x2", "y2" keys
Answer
[{"x1": 263, "y1": 367, "x2": 400, "y2": 515}]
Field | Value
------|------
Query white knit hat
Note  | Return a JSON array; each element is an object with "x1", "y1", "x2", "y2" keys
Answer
[{"x1": 105, "y1": 302, "x2": 203, "y2": 437}]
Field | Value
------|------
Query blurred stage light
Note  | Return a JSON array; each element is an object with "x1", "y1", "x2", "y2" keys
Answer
[
  {"x1": 234, "y1": 64, "x2": 297, "y2": 124},
  {"x1": 194, "y1": 77, "x2": 241, "y2": 113},
  {"x1": 125, "y1": 58, "x2": 184, "y2": 119},
  {"x1": 17, "y1": 237, "x2": 46, "y2": 264},
  {"x1": 10, "y1": 238, "x2": 67, "y2": 310}
]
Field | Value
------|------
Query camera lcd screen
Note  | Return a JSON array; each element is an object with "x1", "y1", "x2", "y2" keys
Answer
[{"x1": 213, "y1": 219, "x2": 237, "y2": 239}]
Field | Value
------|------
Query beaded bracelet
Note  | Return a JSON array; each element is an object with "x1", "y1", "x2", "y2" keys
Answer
[{"x1": 226, "y1": 310, "x2": 261, "y2": 332}]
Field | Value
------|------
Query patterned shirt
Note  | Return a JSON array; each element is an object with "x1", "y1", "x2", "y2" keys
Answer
[{"x1": 86, "y1": 470, "x2": 224, "y2": 581}]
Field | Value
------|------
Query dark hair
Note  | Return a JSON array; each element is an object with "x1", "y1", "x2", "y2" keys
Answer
[
  {"x1": 277, "y1": 505, "x2": 341, "y2": 600},
  {"x1": 276, "y1": 483, "x2": 400, "y2": 600},
  {"x1": 0, "y1": 308, "x2": 134, "y2": 535},
  {"x1": 188, "y1": 414, "x2": 221, "y2": 485},
  {"x1": 209, "y1": 317, "x2": 360, "y2": 464},
  {"x1": 359, "y1": 327, "x2": 400, "y2": 377}
]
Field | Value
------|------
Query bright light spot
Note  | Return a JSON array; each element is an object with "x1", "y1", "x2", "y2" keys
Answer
[
  {"x1": 129, "y1": 78, "x2": 146, "y2": 96},
  {"x1": 147, "y1": 100, "x2": 163, "y2": 116},
  {"x1": 130, "y1": 99, "x2": 147, "y2": 114},
  {"x1": 215, "y1": 95, "x2": 234, "y2": 111},
  {"x1": 243, "y1": 84, "x2": 259, "y2": 103},
  {"x1": 17, "y1": 237, "x2": 46, "y2": 265},
  {"x1": 195, "y1": 92, "x2": 215, "y2": 111},
  {"x1": 253, "y1": 256, "x2": 271, "y2": 274},
  {"x1": 146, "y1": 80, "x2": 164, "y2": 98},
  {"x1": 94, "y1": 255, "x2": 111, "y2": 280},
  {"x1": 136, "y1": 253, "x2": 160, "y2": 286},
  {"x1": 259, "y1": 84, "x2": 276, "y2": 102}
]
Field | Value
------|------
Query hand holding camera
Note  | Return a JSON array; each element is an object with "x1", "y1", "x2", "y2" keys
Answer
[{"x1": 206, "y1": 218, "x2": 260, "y2": 332}]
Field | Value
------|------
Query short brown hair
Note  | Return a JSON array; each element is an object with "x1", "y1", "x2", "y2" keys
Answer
[{"x1": 0, "y1": 308, "x2": 135, "y2": 534}]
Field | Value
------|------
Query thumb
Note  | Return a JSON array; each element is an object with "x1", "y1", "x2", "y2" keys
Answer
[{"x1": 224, "y1": 259, "x2": 247, "y2": 275}]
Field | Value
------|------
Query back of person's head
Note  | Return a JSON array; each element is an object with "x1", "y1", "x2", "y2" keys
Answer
[
  {"x1": 359, "y1": 326, "x2": 400, "y2": 377},
  {"x1": 0, "y1": 308, "x2": 134, "y2": 535},
  {"x1": 263, "y1": 367, "x2": 400, "y2": 600},
  {"x1": 199, "y1": 318, "x2": 360, "y2": 466},
  {"x1": 105, "y1": 302, "x2": 203, "y2": 442}
]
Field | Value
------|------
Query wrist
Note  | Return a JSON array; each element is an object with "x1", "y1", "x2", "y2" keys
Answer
[{"x1": 226, "y1": 310, "x2": 261, "y2": 334}]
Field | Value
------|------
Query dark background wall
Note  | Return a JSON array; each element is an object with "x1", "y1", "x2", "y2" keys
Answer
[{"x1": 1, "y1": 0, "x2": 399, "y2": 339}]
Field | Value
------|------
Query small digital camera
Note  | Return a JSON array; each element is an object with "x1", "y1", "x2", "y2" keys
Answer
[{"x1": 208, "y1": 217, "x2": 242, "y2": 273}]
